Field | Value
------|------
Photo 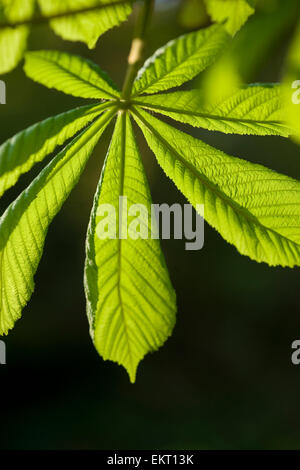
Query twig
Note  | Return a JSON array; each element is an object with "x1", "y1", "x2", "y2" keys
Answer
[{"x1": 121, "y1": 0, "x2": 155, "y2": 100}]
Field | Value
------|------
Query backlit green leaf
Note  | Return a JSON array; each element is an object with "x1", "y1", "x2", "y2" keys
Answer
[
  {"x1": 133, "y1": 107, "x2": 300, "y2": 268},
  {"x1": 38, "y1": 0, "x2": 132, "y2": 49},
  {"x1": 204, "y1": 0, "x2": 255, "y2": 35},
  {"x1": 0, "y1": 0, "x2": 34, "y2": 74},
  {"x1": 0, "y1": 107, "x2": 116, "y2": 335},
  {"x1": 85, "y1": 111, "x2": 176, "y2": 382},
  {"x1": 132, "y1": 24, "x2": 229, "y2": 96},
  {"x1": 133, "y1": 85, "x2": 293, "y2": 136},
  {"x1": 283, "y1": 17, "x2": 300, "y2": 144},
  {"x1": 24, "y1": 50, "x2": 120, "y2": 99},
  {"x1": 0, "y1": 102, "x2": 109, "y2": 198}
]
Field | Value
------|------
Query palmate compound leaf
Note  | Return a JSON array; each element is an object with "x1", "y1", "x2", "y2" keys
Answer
[
  {"x1": 0, "y1": 0, "x2": 34, "y2": 74},
  {"x1": 0, "y1": 102, "x2": 110, "y2": 198},
  {"x1": 24, "y1": 50, "x2": 120, "y2": 99},
  {"x1": 132, "y1": 85, "x2": 294, "y2": 136},
  {"x1": 132, "y1": 107, "x2": 300, "y2": 268},
  {"x1": 38, "y1": 0, "x2": 133, "y2": 49},
  {"x1": 84, "y1": 111, "x2": 176, "y2": 382},
  {"x1": 0, "y1": 106, "x2": 117, "y2": 335},
  {"x1": 132, "y1": 24, "x2": 230, "y2": 96},
  {"x1": 204, "y1": 0, "x2": 256, "y2": 36}
]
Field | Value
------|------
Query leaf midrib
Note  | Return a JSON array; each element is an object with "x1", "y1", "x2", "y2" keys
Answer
[
  {"x1": 132, "y1": 100, "x2": 288, "y2": 128},
  {"x1": 116, "y1": 111, "x2": 135, "y2": 375}
]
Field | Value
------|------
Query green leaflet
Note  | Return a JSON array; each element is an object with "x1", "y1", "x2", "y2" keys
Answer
[
  {"x1": 0, "y1": 107, "x2": 116, "y2": 335},
  {"x1": 24, "y1": 50, "x2": 120, "y2": 99},
  {"x1": 38, "y1": 0, "x2": 132, "y2": 49},
  {"x1": 0, "y1": 1, "x2": 132, "y2": 74},
  {"x1": 132, "y1": 24, "x2": 229, "y2": 96},
  {"x1": 84, "y1": 112, "x2": 176, "y2": 382},
  {"x1": 133, "y1": 107, "x2": 300, "y2": 268},
  {"x1": 0, "y1": 0, "x2": 34, "y2": 74},
  {"x1": 133, "y1": 85, "x2": 294, "y2": 136},
  {"x1": 1, "y1": 0, "x2": 299, "y2": 384},
  {"x1": 204, "y1": 0, "x2": 255, "y2": 36},
  {"x1": 178, "y1": 0, "x2": 209, "y2": 29},
  {"x1": 0, "y1": 27, "x2": 27, "y2": 75},
  {"x1": 0, "y1": 102, "x2": 109, "y2": 198}
]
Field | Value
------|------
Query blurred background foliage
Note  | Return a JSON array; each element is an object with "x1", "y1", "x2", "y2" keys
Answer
[{"x1": 0, "y1": 0, "x2": 300, "y2": 450}]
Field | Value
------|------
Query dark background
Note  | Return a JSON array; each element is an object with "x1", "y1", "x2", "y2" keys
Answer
[{"x1": 0, "y1": 0, "x2": 300, "y2": 450}]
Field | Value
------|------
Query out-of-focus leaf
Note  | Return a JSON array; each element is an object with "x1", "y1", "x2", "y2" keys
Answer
[
  {"x1": 38, "y1": 0, "x2": 133, "y2": 49},
  {"x1": 0, "y1": 0, "x2": 34, "y2": 74},
  {"x1": 199, "y1": 0, "x2": 300, "y2": 103},
  {"x1": 178, "y1": 0, "x2": 209, "y2": 29},
  {"x1": 204, "y1": 0, "x2": 255, "y2": 35},
  {"x1": 0, "y1": 108, "x2": 116, "y2": 335},
  {"x1": 133, "y1": 85, "x2": 294, "y2": 136},
  {"x1": 24, "y1": 50, "x2": 120, "y2": 99},
  {"x1": 0, "y1": 102, "x2": 109, "y2": 198},
  {"x1": 283, "y1": 19, "x2": 300, "y2": 143}
]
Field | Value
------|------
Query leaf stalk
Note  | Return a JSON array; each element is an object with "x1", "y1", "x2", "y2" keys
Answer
[{"x1": 121, "y1": 0, "x2": 155, "y2": 100}]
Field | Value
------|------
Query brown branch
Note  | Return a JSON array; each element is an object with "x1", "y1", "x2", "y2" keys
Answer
[{"x1": 0, "y1": 0, "x2": 134, "y2": 29}]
